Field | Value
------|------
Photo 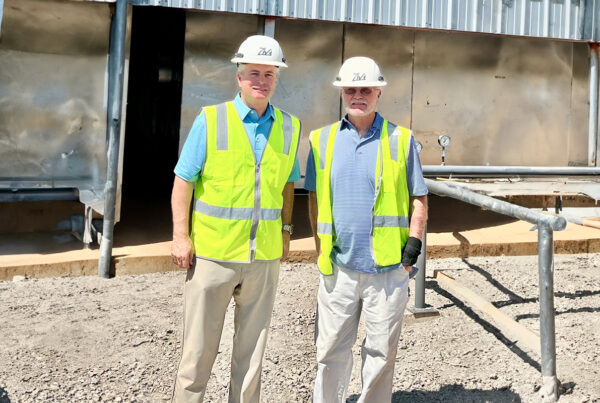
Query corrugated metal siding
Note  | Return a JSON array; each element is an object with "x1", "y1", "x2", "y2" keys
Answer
[{"x1": 127, "y1": 0, "x2": 600, "y2": 41}]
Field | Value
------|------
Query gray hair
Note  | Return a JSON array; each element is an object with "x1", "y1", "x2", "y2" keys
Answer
[{"x1": 236, "y1": 63, "x2": 279, "y2": 76}]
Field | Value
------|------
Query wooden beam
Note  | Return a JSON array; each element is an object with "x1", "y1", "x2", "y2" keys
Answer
[{"x1": 434, "y1": 270, "x2": 541, "y2": 355}]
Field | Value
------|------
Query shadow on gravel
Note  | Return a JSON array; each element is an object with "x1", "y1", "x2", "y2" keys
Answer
[
  {"x1": 460, "y1": 258, "x2": 600, "y2": 317},
  {"x1": 428, "y1": 280, "x2": 541, "y2": 372},
  {"x1": 347, "y1": 384, "x2": 521, "y2": 402},
  {"x1": 516, "y1": 305, "x2": 600, "y2": 321},
  {"x1": 461, "y1": 258, "x2": 528, "y2": 304},
  {"x1": 0, "y1": 387, "x2": 10, "y2": 403}
]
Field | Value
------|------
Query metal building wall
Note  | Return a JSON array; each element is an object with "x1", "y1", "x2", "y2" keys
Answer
[
  {"x1": 269, "y1": 19, "x2": 343, "y2": 175},
  {"x1": 0, "y1": 0, "x2": 113, "y2": 212},
  {"x1": 180, "y1": 13, "x2": 588, "y2": 170},
  {"x1": 179, "y1": 12, "x2": 259, "y2": 150},
  {"x1": 132, "y1": 0, "x2": 598, "y2": 41},
  {"x1": 411, "y1": 31, "x2": 578, "y2": 166}
]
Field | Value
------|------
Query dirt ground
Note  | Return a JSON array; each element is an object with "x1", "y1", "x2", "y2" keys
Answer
[{"x1": 0, "y1": 253, "x2": 599, "y2": 403}]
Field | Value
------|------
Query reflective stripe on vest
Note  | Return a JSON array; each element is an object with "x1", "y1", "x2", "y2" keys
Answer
[
  {"x1": 194, "y1": 199, "x2": 282, "y2": 221},
  {"x1": 191, "y1": 101, "x2": 300, "y2": 262},
  {"x1": 311, "y1": 119, "x2": 411, "y2": 275}
]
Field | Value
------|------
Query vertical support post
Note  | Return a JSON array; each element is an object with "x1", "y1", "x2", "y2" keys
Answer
[
  {"x1": 0, "y1": 0, "x2": 4, "y2": 39},
  {"x1": 257, "y1": 16, "x2": 265, "y2": 34},
  {"x1": 589, "y1": 43, "x2": 599, "y2": 166},
  {"x1": 414, "y1": 226, "x2": 427, "y2": 309},
  {"x1": 538, "y1": 223, "x2": 559, "y2": 402},
  {"x1": 264, "y1": 17, "x2": 276, "y2": 37},
  {"x1": 98, "y1": 0, "x2": 127, "y2": 278},
  {"x1": 258, "y1": 16, "x2": 276, "y2": 37}
]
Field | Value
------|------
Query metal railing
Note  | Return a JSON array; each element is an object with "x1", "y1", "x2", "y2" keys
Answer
[
  {"x1": 98, "y1": 0, "x2": 127, "y2": 278},
  {"x1": 422, "y1": 165, "x2": 600, "y2": 176},
  {"x1": 415, "y1": 178, "x2": 566, "y2": 402}
]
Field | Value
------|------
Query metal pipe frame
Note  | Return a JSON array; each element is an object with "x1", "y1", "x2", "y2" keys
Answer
[
  {"x1": 0, "y1": 0, "x2": 4, "y2": 39},
  {"x1": 425, "y1": 178, "x2": 562, "y2": 401},
  {"x1": 590, "y1": 43, "x2": 599, "y2": 166},
  {"x1": 0, "y1": 189, "x2": 78, "y2": 202},
  {"x1": 423, "y1": 165, "x2": 600, "y2": 176},
  {"x1": 538, "y1": 223, "x2": 559, "y2": 401},
  {"x1": 426, "y1": 179, "x2": 566, "y2": 230},
  {"x1": 414, "y1": 223, "x2": 427, "y2": 309},
  {"x1": 98, "y1": 0, "x2": 127, "y2": 278}
]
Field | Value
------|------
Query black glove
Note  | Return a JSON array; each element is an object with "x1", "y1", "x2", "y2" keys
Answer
[{"x1": 401, "y1": 237, "x2": 422, "y2": 267}]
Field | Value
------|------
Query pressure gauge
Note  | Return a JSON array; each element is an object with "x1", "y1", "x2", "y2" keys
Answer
[
  {"x1": 415, "y1": 141, "x2": 423, "y2": 154},
  {"x1": 438, "y1": 134, "x2": 451, "y2": 148}
]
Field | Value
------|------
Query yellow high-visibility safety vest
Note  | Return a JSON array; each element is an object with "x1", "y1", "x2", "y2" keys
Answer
[
  {"x1": 310, "y1": 120, "x2": 411, "y2": 275},
  {"x1": 191, "y1": 101, "x2": 301, "y2": 262}
]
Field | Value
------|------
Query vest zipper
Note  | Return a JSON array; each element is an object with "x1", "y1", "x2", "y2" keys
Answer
[{"x1": 241, "y1": 115, "x2": 275, "y2": 262}]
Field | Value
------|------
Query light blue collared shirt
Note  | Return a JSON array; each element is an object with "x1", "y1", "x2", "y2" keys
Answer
[
  {"x1": 175, "y1": 93, "x2": 301, "y2": 183},
  {"x1": 304, "y1": 113, "x2": 428, "y2": 274}
]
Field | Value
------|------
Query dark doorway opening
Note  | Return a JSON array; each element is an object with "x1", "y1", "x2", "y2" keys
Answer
[{"x1": 119, "y1": 6, "x2": 186, "y2": 245}]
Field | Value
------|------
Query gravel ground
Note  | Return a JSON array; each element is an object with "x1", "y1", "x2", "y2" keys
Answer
[{"x1": 0, "y1": 253, "x2": 599, "y2": 402}]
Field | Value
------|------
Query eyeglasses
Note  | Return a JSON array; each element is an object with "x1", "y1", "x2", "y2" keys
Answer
[{"x1": 343, "y1": 87, "x2": 374, "y2": 96}]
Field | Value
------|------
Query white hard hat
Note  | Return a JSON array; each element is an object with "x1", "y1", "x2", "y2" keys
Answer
[
  {"x1": 231, "y1": 35, "x2": 288, "y2": 68},
  {"x1": 333, "y1": 56, "x2": 387, "y2": 87}
]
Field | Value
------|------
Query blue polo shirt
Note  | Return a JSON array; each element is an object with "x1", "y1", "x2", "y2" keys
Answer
[
  {"x1": 174, "y1": 93, "x2": 301, "y2": 183},
  {"x1": 304, "y1": 113, "x2": 428, "y2": 274}
]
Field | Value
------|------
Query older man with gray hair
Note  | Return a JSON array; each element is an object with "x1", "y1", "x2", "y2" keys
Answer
[{"x1": 305, "y1": 56, "x2": 428, "y2": 402}]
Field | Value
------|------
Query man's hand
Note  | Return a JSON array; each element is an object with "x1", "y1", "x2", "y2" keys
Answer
[
  {"x1": 403, "y1": 264, "x2": 412, "y2": 273},
  {"x1": 401, "y1": 236, "x2": 422, "y2": 267},
  {"x1": 171, "y1": 176, "x2": 195, "y2": 269},
  {"x1": 171, "y1": 235, "x2": 194, "y2": 269},
  {"x1": 281, "y1": 230, "x2": 290, "y2": 261}
]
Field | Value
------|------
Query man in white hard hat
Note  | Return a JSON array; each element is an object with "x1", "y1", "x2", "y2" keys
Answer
[
  {"x1": 305, "y1": 56, "x2": 428, "y2": 402},
  {"x1": 171, "y1": 35, "x2": 301, "y2": 402}
]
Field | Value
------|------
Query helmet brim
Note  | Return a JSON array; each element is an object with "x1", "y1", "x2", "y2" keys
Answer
[
  {"x1": 332, "y1": 81, "x2": 387, "y2": 87},
  {"x1": 231, "y1": 57, "x2": 288, "y2": 68}
]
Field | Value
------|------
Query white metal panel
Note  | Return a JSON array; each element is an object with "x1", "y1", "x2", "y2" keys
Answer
[{"x1": 129, "y1": 0, "x2": 595, "y2": 41}]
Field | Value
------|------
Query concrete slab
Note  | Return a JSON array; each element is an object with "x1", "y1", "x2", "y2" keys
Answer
[{"x1": 2, "y1": 219, "x2": 600, "y2": 280}]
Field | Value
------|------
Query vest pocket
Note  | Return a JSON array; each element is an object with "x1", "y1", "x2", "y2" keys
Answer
[
  {"x1": 209, "y1": 150, "x2": 250, "y2": 187},
  {"x1": 261, "y1": 151, "x2": 288, "y2": 190}
]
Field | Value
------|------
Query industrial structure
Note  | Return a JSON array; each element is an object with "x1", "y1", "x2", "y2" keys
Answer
[
  {"x1": 2, "y1": 1, "x2": 600, "y2": 400},
  {"x1": 2, "y1": 0, "x2": 600, "y2": 240}
]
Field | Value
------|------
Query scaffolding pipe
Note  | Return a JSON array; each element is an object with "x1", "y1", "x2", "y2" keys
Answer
[
  {"x1": 0, "y1": 189, "x2": 78, "y2": 202},
  {"x1": 98, "y1": 0, "x2": 127, "y2": 278},
  {"x1": 425, "y1": 178, "x2": 562, "y2": 402},
  {"x1": 423, "y1": 165, "x2": 600, "y2": 176},
  {"x1": 590, "y1": 44, "x2": 599, "y2": 166},
  {"x1": 414, "y1": 224, "x2": 427, "y2": 309},
  {"x1": 0, "y1": 0, "x2": 4, "y2": 39},
  {"x1": 425, "y1": 179, "x2": 566, "y2": 230},
  {"x1": 538, "y1": 223, "x2": 559, "y2": 401}
]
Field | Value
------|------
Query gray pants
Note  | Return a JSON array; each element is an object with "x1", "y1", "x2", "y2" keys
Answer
[
  {"x1": 313, "y1": 264, "x2": 409, "y2": 403},
  {"x1": 173, "y1": 258, "x2": 280, "y2": 403}
]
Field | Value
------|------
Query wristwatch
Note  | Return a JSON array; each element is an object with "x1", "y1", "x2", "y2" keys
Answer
[{"x1": 282, "y1": 224, "x2": 294, "y2": 235}]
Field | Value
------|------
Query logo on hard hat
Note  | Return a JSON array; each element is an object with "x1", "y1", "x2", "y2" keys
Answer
[
  {"x1": 352, "y1": 73, "x2": 366, "y2": 81},
  {"x1": 257, "y1": 47, "x2": 272, "y2": 56}
]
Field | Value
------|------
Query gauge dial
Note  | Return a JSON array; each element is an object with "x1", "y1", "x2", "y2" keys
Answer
[{"x1": 438, "y1": 134, "x2": 451, "y2": 147}]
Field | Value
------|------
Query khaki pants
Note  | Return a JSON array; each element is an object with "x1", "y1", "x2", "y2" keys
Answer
[
  {"x1": 313, "y1": 264, "x2": 409, "y2": 403},
  {"x1": 173, "y1": 258, "x2": 280, "y2": 403}
]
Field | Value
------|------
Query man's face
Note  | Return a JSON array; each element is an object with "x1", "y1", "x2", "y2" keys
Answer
[
  {"x1": 237, "y1": 64, "x2": 279, "y2": 103},
  {"x1": 341, "y1": 87, "x2": 381, "y2": 117}
]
